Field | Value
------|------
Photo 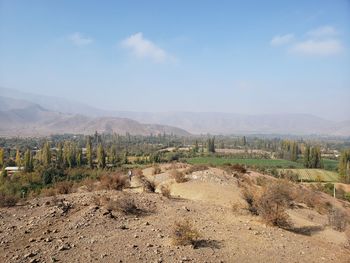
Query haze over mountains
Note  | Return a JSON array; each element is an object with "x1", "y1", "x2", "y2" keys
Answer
[{"x1": 0, "y1": 87, "x2": 349, "y2": 137}]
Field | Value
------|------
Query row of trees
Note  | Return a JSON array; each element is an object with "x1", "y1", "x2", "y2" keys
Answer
[
  {"x1": 339, "y1": 149, "x2": 350, "y2": 183},
  {"x1": 303, "y1": 145, "x2": 322, "y2": 168}
]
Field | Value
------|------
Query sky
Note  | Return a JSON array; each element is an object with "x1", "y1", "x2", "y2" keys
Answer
[{"x1": 0, "y1": 0, "x2": 349, "y2": 121}]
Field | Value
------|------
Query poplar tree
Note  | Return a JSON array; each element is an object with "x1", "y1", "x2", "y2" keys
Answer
[
  {"x1": 57, "y1": 142, "x2": 63, "y2": 166},
  {"x1": 97, "y1": 144, "x2": 106, "y2": 169},
  {"x1": 339, "y1": 149, "x2": 350, "y2": 183},
  {"x1": 42, "y1": 141, "x2": 51, "y2": 167},
  {"x1": 0, "y1": 147, "x2": 4, "y2": 168},
  {"x1": 86, "y1": 136, "x2": 93, "y2": 168},
  {"x1": 303, "y1": 145, "x2": 310, "y2": 168},
  {"x1": 15, "y1": 149, "x2": 21, "y2": 167},
  {"x1": 24, "y1": 149, "x2": 33, "y2": 172}
]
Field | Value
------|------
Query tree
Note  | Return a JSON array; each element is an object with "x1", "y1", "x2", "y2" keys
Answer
[
  {"x1": 207, "y1": 137, "x2": 215, "y2": 153},
  {"x1": 242, "y1": 136, "x2": 247, "y2": 146},
  {"x1": 108, "y1": 145, "x2": 117, "y2": 166},
  {"x1": 303, "y1": 145, "x2": 310, "y2": 168},
  {"x1": 57, "y1": 142, "x2": 63, "y2": 167},
  {"x1": 86, "y1": 136, "x2": 93, "y2": 168},
  {"x1": 15, "y1": 149, "x2": 21, "y2": 167},
  {"x1": 97, "y1": 144, "x2": 106, "y2": 169},
  {"x1": 41, "y1": 141, "x2": 51, "y2": 167},
  {"x1": 339, "y1": 149, "x2": 350, "y2": 183},
  {"x1": 193, "y1": 140, "x2": 199, "y2": 153},
  {"x1": 24, "y1": 149, "x2": 33, "y2": 172},
  {"x1": 76, "y1": 147, "x2": 83, "y2": 167},
  {"x1": 0, "y1": 147, "x2": 4, "y2": 168}
]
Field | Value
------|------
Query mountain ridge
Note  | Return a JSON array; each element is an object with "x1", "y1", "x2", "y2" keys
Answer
[{"x1": 0, "y1": 88, "x2": 349, "y2": 136}]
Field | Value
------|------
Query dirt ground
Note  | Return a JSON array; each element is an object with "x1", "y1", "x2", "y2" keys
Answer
[{"x1": 1, "y1": 165, "x2": 349, "y2": 263}]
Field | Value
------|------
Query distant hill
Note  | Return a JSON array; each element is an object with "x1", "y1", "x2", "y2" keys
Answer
[
  {"x1": 1, "y1": 88, "x2": 350, "y2": 136},
  {"x1": 0, "y1": 97, "x2": 190, "y2": 137}
]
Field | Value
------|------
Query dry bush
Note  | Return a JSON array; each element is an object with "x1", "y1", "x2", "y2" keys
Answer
[
  {"x1": 93, "y1": 195, "x2": 111, "y2": 207},
  {"x1": 171, "y1": 170, "x2": 188, "y2": 183},
  {"x1": 328, "y1": 207, "x2": 348, "y2": 232},
  {"x1": 110, "y1": 195, "x2": 139, "y2": 215},
  {"x1": 0, "y1": 193, "x2": 18, "y2": 207},
  {"x1": 160, "y1": 184, "x2": 171, "y2": 198},
  {"x1": 184, "y1": 164, "x2": 209, "y2": 175},
  {"x1": 255, "y1": 181, "x2": 293, "y2": 228},
  {"x1": 231, "y1": 164, "x2": 247, "y2": 174},
  {"x1": 100, "y1": 172, "x2": 130, "y2": 191},
  {"x1": 241, "y1": 185, "x2": 259, "y2": 215},
  {"x1": 55, "y1": 181, "x2": 75, "y2": 195},
  {"x1": 293, "y1": 186, "x2": 330, "y2": 214},
  {"x1": 137, "y1": 175, "x2": 157, "y2": 193},
  {"x1": 171, "y1": 219, "x2": 200, "y2": 247},
  {"x1": 41, "y1": 187, "x2": 57, "y2": 197},
  {"x1": 152, "y1": 165, "x2": 162, "y2": 175},
  {"x1": 80, "y1": 178, "x2": 96, "y2": 192}
]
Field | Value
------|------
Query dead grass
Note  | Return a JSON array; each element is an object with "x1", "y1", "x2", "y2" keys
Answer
[
  {"x1": 0, "y1": 193, "x2": 18, "y2": 207},
  {"x1": 328, "y1": 207, "x2": 348, "y2": 232},
  {"x1": 184, "y1": 164, "x2": 209, "y2": 175},
  {"x1": 152, "y1": 165, "x2": 162, "y2": 175},
  {"x1": 55, "y1": 181, "x2": 75, "y2": 195},
  {"x1": 256, "y1": 181, "x2": 293, "y2": 228},
  {"x1": 98, "y1": 194, "x2": 139, "y2": 215},
  {"x1": 160, "y1": 184, "x2": 171, "y2": 198},
  {"x1": 171, "y1": 170, "x2": 188, "y2": 183},
  {"x1": 100, "y1": 172, "x2": 130, "y2": 191},
  {"x1": 171, "y1": 219, "x2": 200, "y2": 247}
]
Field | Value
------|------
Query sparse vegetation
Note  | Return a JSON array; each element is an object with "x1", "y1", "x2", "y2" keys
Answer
[
  {"x1": 171, "y1": 219, "x2": 200, "y2": 247},
  {"x1": 160, "y1": 184, "x2": 171, "y2": 198},
  {"x1": 171, "y1": 170, "x2": 188, "y2": 183},
  {"x1": 100, "y1": 173, "x2": 130, "y2": 191},
  {"x1": 0, "y1": 192, "x2": 18, "y2": 207},
  {"x1": 328, "y1": 208, "x2": 348, "y2": 232}
]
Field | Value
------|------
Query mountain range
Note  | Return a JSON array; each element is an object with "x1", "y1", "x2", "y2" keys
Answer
[{"x1": 0, "y1": 87, "x2": 349, "y2": 137}]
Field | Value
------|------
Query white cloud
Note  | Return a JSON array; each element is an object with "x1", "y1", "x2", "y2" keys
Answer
[
  {"x1": 69, "y1": 32, "x2": 93, "y2": 46},
  {"x1": 121, "y1": 32, "x2": 172, "y2": 63},
  {"x1": 307, "y1": 25, "x2": 338, "y2": 38},
  {"x1": 290, "y1": 39, "x2": 344, "y2": 56},
  {"x1": 270, "y1": 34, "x2": 295, "y2": 46}
]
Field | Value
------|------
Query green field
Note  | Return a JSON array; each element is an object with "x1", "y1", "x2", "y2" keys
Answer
[
  {"x1": 322, "y1": 159, "x2": 339, "y2": 171},
  {"x1": 186, "y1": 157, "x2": 303, "y2": 168},
  {"x1": 280, "y1": 169, "x2": 339, "y2": 182}
]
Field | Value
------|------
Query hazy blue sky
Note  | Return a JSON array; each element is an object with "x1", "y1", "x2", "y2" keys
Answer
[{"x1": 0, "y1": 0, "x2": 349, "y2": 120}]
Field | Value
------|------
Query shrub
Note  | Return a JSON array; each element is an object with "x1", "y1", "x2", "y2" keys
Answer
[
  {"x1": 241, "y1": 184, "x2": 259, "y2": 215},
  {"x1": 171, "y1": 219, "x2": 200, "y2": 247},
  {"x1": 41, "y1": 187, "x2": 57, "y2": 197},
  {"x1": 0, "y1": 193, "x2": 18, "y2": 207},
  {"x1": 294, "y1": 186, "x2": 330, "y2": 214},
  {"x1": 231, "y1": 164, "x2": 247, "y2": 174},
  {"x1": 100, "y1": 173, "x2": 129, "y2": 191},
  {"x1": 328, "y1": 208, "x2": 348, "y2": 232},
  {"x1": 111, "y1": 195, "x2": 139, "y2": 215},
  {"x1": 152, "y1": 165, "x2": 162, "y2": 175},
  {"x1": 171, "y1": 170, "x2": 187, "y2": 183},
  {"x1": 160, "y1": 184, "x2": 171, "y2": 198},
  {"x1": 184, "y1": 165, "x2": 209, "y2": 175},
  {"x1": 256, "y1": 182, "x2": 293, "y2": 228},
  {"x1": 55, "y1": 181, "x2": 74, "y2": 195}
]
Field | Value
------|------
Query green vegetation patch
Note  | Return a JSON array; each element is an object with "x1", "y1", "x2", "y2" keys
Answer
[
  {"x1": 280, "y1": 169, "x2": 339, "y2": 182},
  {"x1": 186, "y1": 157, "x2": 303, "y2": 168}
]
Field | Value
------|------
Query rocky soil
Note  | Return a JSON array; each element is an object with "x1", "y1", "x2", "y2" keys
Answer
[{"x1": 1, "y1": 165, "x2": 349, "y2": 263}]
